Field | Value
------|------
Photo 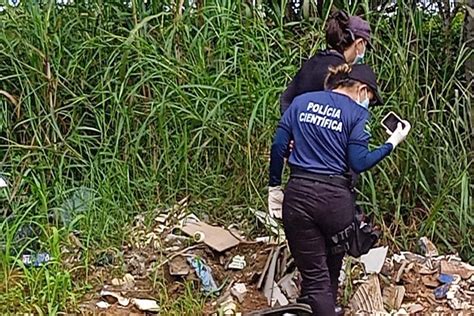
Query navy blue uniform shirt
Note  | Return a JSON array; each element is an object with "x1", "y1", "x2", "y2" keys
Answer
[{"x1": 269, "y1": 91, "x2": 393, "y2": 186}]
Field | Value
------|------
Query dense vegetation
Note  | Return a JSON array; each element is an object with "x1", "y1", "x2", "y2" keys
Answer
[{"x1": 0, "y1": 0, "x2": 472, "y2": 313}]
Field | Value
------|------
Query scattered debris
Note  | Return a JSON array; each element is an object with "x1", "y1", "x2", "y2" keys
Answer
[
  {"x1": 228, "y1": 255, "x2": 246, "y2": 270},
  {"x1": 418, "y1": 236, "x2": 439, "y2": 257},
  {"x1": 111, "y1": 273, "x2": 135, "y2": 289},
  {"x1": 187, "y1": 256, "x2": 219, "y2": 293},
  {"x1": 277, "y1": 271, "x2": 299, "y2": 301},
  {"x1": 21, "y1": 252, "x2": 50, "y2": 267},
  {"x1": 100, "y1": 290, "x2": 130, "y2": 306},
  {"x1": 96, "y1": 301, "x2": 110, "y2": 309},
  {"x1": 181, "y1": 221, "x2": 240, "y2": 252},
  {"x1": 132, "y1": 298, "x2": 160, "y2": 313},
  {"x1": 349, "y1": 274, "x2": 385, "y2": 313},
  {"x1": 382, "y1": 285, "x2": 405, "y2": 310},
  {"x1": 359, "y1": 246, "x2": 388, "y2": 274},
  {"x1": 440, "y1": 259, "x2": 474, "y2": 279},
  {"x1": 0, "y1": 176, "x2": 6, "y2": 188},
  {"x1": 77, "y1": 200, "x2": 474, "y2": 315},
  {"x1": 169, "y1": 255, "x2": 190, "y2": 276},
  {"x1": 230, "y1": 283, "x2": 247, "y2": 303}
]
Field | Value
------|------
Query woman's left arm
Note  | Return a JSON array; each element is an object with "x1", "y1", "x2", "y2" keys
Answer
[{"x1": 269, "y1": 126, "x2": 292, "y2": 186}]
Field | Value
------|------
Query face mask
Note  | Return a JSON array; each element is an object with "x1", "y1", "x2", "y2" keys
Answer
[
  {"x1": 356, "y1": 88, "x2": 369, "y2": 109},
  {"x1": 353, "y1": 42, "x2": 366, "y2": 65}
]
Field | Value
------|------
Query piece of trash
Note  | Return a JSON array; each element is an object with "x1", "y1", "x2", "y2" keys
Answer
[
  {"x1": 253, "y1": 209, "x2": 286, "y2": 241},
  {"x1": 219, "y1": 297, "x2": 239, "y2": 316},
  {"x1": 228, "y1": 255, "x2": 246, "y2": 270},
  {"x1": 100, "y1": 290, "x2": 130, "y2": 306},
  {"x1": 0, "y1": 176, "x2": 7, "y2": 188},
  {"x1": 421, "y1": 275, "x2": 439, "y2": 288},
  {"x1": 349, "y1": 274, "x2": 385, "y2": 313},
  {"x1": 404, "y1": 303, "x2": 424, "y2": 314},
  {"x1": 392, "y1": 253, "x2": 406, "y2": 264},
  {"x1": 193, "y1": 231, "x2": 205, "y2": 242},
  {"x1": 418, "y1": 237, "x2": 439, "y2": 257},
  {"x1": 60, "y1": 186, "x2": 94, "y2": 225},
  {"x1": 400, "y1": 251, "x2": 426, "y2": 264},
  {"x1": 263, "y1": 245, "x2": 282, "y2": 304},
  {"x1": 440, "y1": 260, "x2": 474, "y2": 280},
  {"x1": 382, "y1": 285, "x2": 405, "y2": 311},
  {"x1": 96, "y1": 301, "x2": 110, "y2": 309},
  {"x1": 21, "y1": 252, "x2": 50, "y2": 267},
  {"x1": 181, "y1": 221, "x2": 239, "y2": 252},
  {"x1": 187, "y1": 257, "x2": 218, "y2": 293},
  {"x1": 132, "y1": 298, "x2": 160, "y2": 312},
  {"x1": 277, "y1": 272, "x2": 299, "y2": 301},
  {"x1": 359, "y1": 246, "x2": 388, "y2": 274},
  {"x1": 393, "y1": 308, "x2": 409, "y2": 315},
  {"x1": 230, "y1": 283, "x2": 247, "y2": 303},
  {"x1": 446, "y1": 284, "x2": 460, "y2": 300},
  {"x1": 154, "y1": 213, "x2": 168, "y2": 224},
  {"x1": 438, "y1": 273, "x2": 455, "y2": 284},
  {"x1": 269, "y1": 281, "x2": 289, "y2": 307},
  {"x1": 434, "y1": 284, "x2": 450, "y2": 299},
  {"x1": 111, "y1": 273, "x2": 135, "y2": 288},
  {"x1": 169, "y1": 255, "x2": 190, "y2": 276}
]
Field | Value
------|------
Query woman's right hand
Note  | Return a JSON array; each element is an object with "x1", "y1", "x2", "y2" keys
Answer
[{"x1": 268, "y1": 186, "x2": 284, "y2": 219}]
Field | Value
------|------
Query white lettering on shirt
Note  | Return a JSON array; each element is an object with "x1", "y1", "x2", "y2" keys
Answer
[{"x1": 300, "y1": 102, "x2": 343, "y2": 133}]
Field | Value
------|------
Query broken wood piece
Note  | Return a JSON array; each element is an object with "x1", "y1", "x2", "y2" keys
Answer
[
  {"x1": 440, "y1": 260, "x2": 474, "y2": 280},
  {"x1": 277, "y1": 271, "x2": 299, "y2": 301},
  {"x1": 349, "y1": 274, "x2": 385, "y2": 313},
  {"x1": 181, "y1": 221, "x2": 240, "y2": 252},
  {"x1": 421, "y1": 275, "x2": 440, "y2": 288},
  {"x1": 257, "y1": 247, "x2": 275, "y2": 290},
  {"x1": 382, "y1": 285, "x2": 405, "y2": 311}
]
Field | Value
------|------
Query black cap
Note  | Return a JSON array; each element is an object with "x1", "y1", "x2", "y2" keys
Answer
[{"x1": 348, "y1": 64, "x2": 383, "y2": 105}]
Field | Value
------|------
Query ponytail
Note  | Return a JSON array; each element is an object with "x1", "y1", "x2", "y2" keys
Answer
[
  {"x1": 325, "y1": 64, "x2": 358, "y2": 90},
  {"x1": 325, "y1": 10, "x2": 355, "y2": 53}
]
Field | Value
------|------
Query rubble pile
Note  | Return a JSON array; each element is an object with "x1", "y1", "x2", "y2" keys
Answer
[
  {"x1": 348, "y1": 243, "x2": 474, "y2": 315},
  {"x1": 75, "y1": 199, "x2": 473, "y2": 315}
]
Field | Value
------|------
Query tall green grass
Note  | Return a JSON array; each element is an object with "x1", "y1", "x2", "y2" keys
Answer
[{"x1": 0, "y1": 0, "x2": 472, "y2": 313}]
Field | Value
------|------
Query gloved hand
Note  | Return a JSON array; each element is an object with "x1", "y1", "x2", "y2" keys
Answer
[
  {"x1": 268, "y1": 186, "x2": 284, "y2": 219},
  {"x1": 386, "y1": 120, "x2": 411, "y2": 148}
]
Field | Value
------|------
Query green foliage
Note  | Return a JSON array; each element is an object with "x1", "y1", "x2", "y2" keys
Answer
[{"x1": 0, "y1": 0, "x2": 471, "y2": 313}]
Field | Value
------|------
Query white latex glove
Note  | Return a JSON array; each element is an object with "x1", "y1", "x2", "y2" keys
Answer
[
  {"x1": 268, "y1": 186, "x2": 284, "y2": 219},
  {"x1": 386, "y1": 120, "x2": 411, "y2": 148}
]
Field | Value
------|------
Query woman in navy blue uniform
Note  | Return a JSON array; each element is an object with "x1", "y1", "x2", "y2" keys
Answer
[
  {"x1": 280, "y1": 10, "x2": 373, "y2": 114},
  {"x1": 268, "y1": 64, "x2": 411, "y2": 315}
]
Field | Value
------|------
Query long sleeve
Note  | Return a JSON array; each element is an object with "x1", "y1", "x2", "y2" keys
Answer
[
  {"x1": 348, "y1": 143, "x2": 393, "y2": 173},
  {"x1": 269, "y1": 126, "x2": 292, "y2": 186}
]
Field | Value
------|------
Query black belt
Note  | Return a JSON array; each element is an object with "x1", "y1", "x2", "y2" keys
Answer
[{"x1": 290, "y1": 169, "x2": 352, "y2": 188}]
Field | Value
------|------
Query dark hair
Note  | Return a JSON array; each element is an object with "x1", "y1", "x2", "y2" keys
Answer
[
  {"x1": 325, "y1": 10, "x2": 355, "y2": 53},
  {"x1": 324, "y1": 64, "x2": 359, "y2": 90}
]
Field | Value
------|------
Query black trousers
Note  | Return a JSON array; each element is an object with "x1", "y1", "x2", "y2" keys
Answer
[{"x1": 282, "y1": 177, "x2": 355, "y2": 316}]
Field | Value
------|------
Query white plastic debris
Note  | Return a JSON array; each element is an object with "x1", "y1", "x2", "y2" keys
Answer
[
  {"x1": 0, "y1": 177, "x2": 7, "y2": 188},
  {"x1": 100, "y1": 290, "x2": 130, "y2": 306},
  {"x1": 8, "y1": 0, "x2": 20, "y2": 7},
  {"x1": 228, "y1": 255, "x2": 246, "y2": 270},
  {"x1": 132, "y1": 298, "x2": 160, "y2": 312},
  {"x1": 359, "y1": 246, "x2": 388, "y2": 274},
  {"x1": 230, "y1": 283, "x2": 247, "y2": 303},
  {"x1": 96, "y1": 301, "x2": 110, "y2": 309}
]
